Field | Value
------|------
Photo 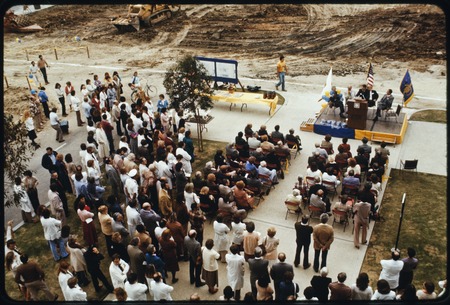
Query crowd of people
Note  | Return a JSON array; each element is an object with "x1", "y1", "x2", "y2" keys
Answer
[{"x1": 5, "y1": 64, "x2": 445, "y2": 302}]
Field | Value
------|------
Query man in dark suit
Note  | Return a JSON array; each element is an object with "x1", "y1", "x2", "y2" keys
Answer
[
  {"x1": 270, "y1": 252, "x2": 294, "y2": 300},
  {"x1": 184, "y1": 230, "x2": 205, "y2": 287},
  {"x1": 127, "y1": 237, "x2": 146, "y2": 284},
  {"x1": 366, "y1": 85, "x2": 379, "y2": 107},
  {"x1": 248, "y1": 247, "x2": 270, "y2": 299},
  {"x1": 328, "y1": 272, "x2": 352, "y2": 300},
  {"x1": 310, "y1": 267, "x2": 332, "y2": 301},
  {"x1": 41, "y1": 147, "x2": 57, "y2": 174},
  {"x1": 294, "y1": 215, "x2": 313, "y2": 269}
]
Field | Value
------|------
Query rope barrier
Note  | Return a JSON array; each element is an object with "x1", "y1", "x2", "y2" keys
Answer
[{"x1": 23, "y1": 46, "x2": 90, "y2": 60}]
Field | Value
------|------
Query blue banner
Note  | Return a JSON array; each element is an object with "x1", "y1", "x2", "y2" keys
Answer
[{"x1": 400, "y1": 70, "x2": 414, "y2": 106}]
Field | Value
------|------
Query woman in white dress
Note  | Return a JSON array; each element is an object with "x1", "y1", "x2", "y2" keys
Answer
[{"x1": 213, "y1": 214, "x2": 230, "y2": 263}]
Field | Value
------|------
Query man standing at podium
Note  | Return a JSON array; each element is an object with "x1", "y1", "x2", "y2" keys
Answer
[{"x1": 366, "y1": 85, "x2": 379, "y2": 107}]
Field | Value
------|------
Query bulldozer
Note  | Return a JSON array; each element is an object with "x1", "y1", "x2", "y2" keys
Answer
[{"x1": 111, "y1": 4, "x2": 180, "y2": 32}]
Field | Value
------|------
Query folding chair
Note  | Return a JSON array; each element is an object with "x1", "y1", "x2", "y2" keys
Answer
[
  {"x1": 285, "y1": 201, "x2": 302, "y2": 221},
  {"x1": 400, "y1": 159, "x2": 418, "y2": 173},
  {"x1": 322, "y1": 180, "x2": 337, "y2": 201},
  {"x1": 307, "y1": 205, "x2": 324, "y2": 224},
  {"x1": 332, "y1": 209, "x2": 349, "y2": 232}
]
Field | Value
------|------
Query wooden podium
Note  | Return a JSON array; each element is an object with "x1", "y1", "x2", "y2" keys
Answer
[{"x1": 347, "y1": 99, "x2": 368, "y2": 130}]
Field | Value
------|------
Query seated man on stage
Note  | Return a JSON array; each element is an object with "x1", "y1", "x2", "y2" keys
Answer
[
  {"x1": 328, "y1": 86, "x2": 346, "y2": 118},
  {"x1": 375, "y1": 89, "x2": 394, "y2": 118}
]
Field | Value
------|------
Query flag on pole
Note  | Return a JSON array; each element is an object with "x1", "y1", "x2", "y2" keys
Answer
[
  {"x1": 319, "y1": 67, "x2": 332, "y2": 101},
  {"x1": 366, "y1": 63, "x2": 374, "y2": 86},
  {"x1": 400, "y1": 69, "x2": 414, "y2": 107}
]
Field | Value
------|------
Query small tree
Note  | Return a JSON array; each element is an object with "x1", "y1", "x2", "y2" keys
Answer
[
  {"x1": 163, "y1": 55, "x2": 214, "y2": 151},
  {"x1": 3, "y1": 113, "x2": 34, "y2": 207}
]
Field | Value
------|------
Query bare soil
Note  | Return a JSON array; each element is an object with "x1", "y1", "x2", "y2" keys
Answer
[{"x1": 3, "y1": 4, "x2": 446, "y2": 115}]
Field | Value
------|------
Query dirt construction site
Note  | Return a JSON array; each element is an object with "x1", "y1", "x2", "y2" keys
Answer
[{"x1": 2, "y1": 3, "x2": 447, "y2": 114}]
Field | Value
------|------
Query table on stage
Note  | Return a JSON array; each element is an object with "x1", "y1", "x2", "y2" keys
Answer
[
  {"x1": 347, "y1": 98, "x2": 368, "y2": 130},
  {"x1": 210, "y1": 91, "x2": 278, "y2": 116}
]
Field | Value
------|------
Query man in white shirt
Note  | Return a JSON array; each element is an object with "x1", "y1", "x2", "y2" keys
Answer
[
  {"x1": 109, "y1": 254, "x2": 130, "y2": 289},
  {"x1": 152, "y1": 272, "x2": 173, "y2": 301},
  {"x1": 66, "y1": 277, "x2": 87, "y2": 301},
  {"x1": 29, "y1": 61, "x2": 41, "y2": 85},
  {"x1": 379, "y1": 250, "x2": 404, "y2": 290},
  {"x1": 70, "y1": 90, "x2": 84, "y2": 126},
  {"x1": 40, "y1": 208, "x2": 69, "y2": 261},
  {"x1": 49, "y1": 107, "x2": 64, "y2": 143},
  {"x1": 126, "y1": 199, "x2": 143, "y2": 237},
  {"x1": 124, "y1": 272, "x2": 148, "y2": 301},
  {"x1": 176, "y1": 141, "x2": 192, "y2": 176},
  {"x1": 81, "y1": 97, "x2": 92, "y2": 124},
  {"x1": 125, "y1": 169, "x2": 139, "y2": 203}
]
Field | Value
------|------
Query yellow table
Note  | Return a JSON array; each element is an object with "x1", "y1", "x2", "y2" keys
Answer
[{"x1": 211, "y1": 91, "x2": 278, "y2": 116}]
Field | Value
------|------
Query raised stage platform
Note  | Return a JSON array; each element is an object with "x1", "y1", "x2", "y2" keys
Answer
[{"x1": 303, "y1": 104, "x2": 408, "y2": 145}]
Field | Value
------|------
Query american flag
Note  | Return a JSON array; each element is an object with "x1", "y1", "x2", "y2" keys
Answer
[{"x1": 366, "y1": 63, "x2": 374, "y2": 86}]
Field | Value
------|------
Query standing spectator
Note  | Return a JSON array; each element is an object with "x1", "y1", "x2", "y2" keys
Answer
[
  {"x1": 13, "y1": 177, "x2": 36, "y2": 223},
  {"x1": 40, "y1": 208, "x2": 68, "y2": 261},
  {"x1": 15, "y1": 254, "x2": 59, "y2": 301},
  {"x1": 351, "y1": 272, "x2": 373, "y2": 300},
  {"x1": 202, "y1": 239, "x2": 220, "y2": 294},
  {"x1": 124, "y1": 272, "x2": 148, "y2": 301},
  {"x1": 83, "y1": 245, "x2": 114, "y2": 293},
  {"x1": 310, "y1": 267, "x2": 332, "y2": 301},
  {"x1": 225, "y1": 244, "x2": 245, "y2": 300},
  {"x1": 29, "y1": 93, "x2": 43, "y2": 132},
  {"x1": 22, "y1": 170, "x2": 40, "y2": 215},
  {"x1": 55, "y1": 83, "x2": 67, "y2": 116},
  {"x1": 29, "y1": 61, "x2": 41, "y2": 85},
  {"x1": 96, "y1": 122, "x2": 110, "y2": 161},
  {"x1": 371, "y1": 279, "x2": 396, "y2": 300},
  {"x1": 398, "y1": 247, "x2": 419, "y2": 290},
  {"x1": 189, "y1": 203, "x2": 206, "y2": 245},
  {"x1": 65, "y1": 277, "x2": 87, "y2": 301},
  {"x1": 57, "y1": 261, "x2": 76, "y2": 300},
  {"x1": 275, "y1": 54, "x2": 288, "y2": 91},
  {"x1": 213, "y1": 214, "x2": 230, "y2": 263},
  {"x1": 105, "y1": 158, "x2": 121, "y2": 198},
  {"x1": 353, "y1": 199, "x2": 371, "y2": 249},
  {"x1": 54, "y1": 153, "x2": 72, "y2": 195},
  {"x1": 76, "y1": 198, "x2": 98, "y2": 246},
  {"x1": 41, "y1": 147, "x2": 58, "y2": 174},
  {"x1": 145, "y1": 245, "x2": 166, "y2": 281},
  {"x1": 256, "y1": 277, "x2": 274, "y2": 301},
  {"x1": 126, "y1": 199, "x2": 143, "y2": 238},
  {"x1": 243, "y1": 221, "x2": 261, "y2": 261},
  {"x1": 70, "y1": 90, "x2": 84, "y2": 126},
  {"x1": 134, "y1": 224, "x2": 152, "y2": 254},
  {"x1": 98, "y1": 205, "x2": 114, "y2": 257},
  {"x1": 278, "y1": 271, "x2": 299, "y2": 300},
  {"x1": 111, "y1": 100, "x2": 122, "y2": 136},
  {"x1": 152, "y1": 272, "x2": 173, "y2": 301},
  {"x1": 294, "y1": 215, "x2": 313, "y2": 269},
  {"x1": 379, "y1": 250, "x2": 404, "y2": 291},
  {"x1": 328, "y1": 272, "x2": 352, "y2": 301},
  {"x1": 159, "y1": 229, "x2": 180, "y2": 283},
  {"x1": 298, "y1": 286, "x2": 319, "y2": 301},
  {"x1": 184, "y1": 230, "x2": 205, "y2": 287},
  {"x1": 140, "y1": 202, "x2": 160, "y2": 251},
  {"x1": 248, "y1": 247, "x2": 271, "y2": 299},
  {"x1": 127, "y1": 237, "x2": 146, "y2": 284},
  {"x1": 22, "y1": 110, "x2": 40, "y2": 149},
  {"x1": 110, "y1": 232, "x2": 130, "y2": 263},
  {"x1": 183, "y1": 130, "x2": 195, "y2": 162},
  {"x1": 67, "y1": 235, "x2": 90, "y2": 287},
  {"x1": 81, "y1": 97, "x2": 92, "y2": 125},
  {"x1": 109, "y1": 253, "x2": 130, "y2": 289},
  {"x1": 416, "y1": 281, "x2": 437, "y2": 299},
  {"x1": 37, "y1": 55, "x2": 49, "y2": 84},
  {"x1": 113, "y1": 287, "x2": 129, "y2": 301},
  {"x1": 156, "y1": 94, "x2": 169, "y2": 113},
  {"x1": 270, "y1": 252, "x2": 293, "y2": 300},
  {"x1": 231, "y1": 215, "x2": 246, "y2": 251},
  {"x1": 312, "y1": 213, "x2": 334, "y2": 272},
  {"x1": 262, "y1": 227, "x2": 279, "y2": 266},
  {"x1": 166, "y1": 213, "x2": 185, "y2": 259},
  {"x1": 101, "y1": 114, "x2": 115, "y2": 155},
  {"x1": 396, "y1": 283, "x2": 418, "y2": 301},
  {"x1": 38, "y1": 87, "x2": 50, "y2": 118},
  {"x1": 48, "y1": 183, "x2": 67, "y2": 225},
  {"x1": 50, "y1": 172, "x2": 70, "y2": 217}
]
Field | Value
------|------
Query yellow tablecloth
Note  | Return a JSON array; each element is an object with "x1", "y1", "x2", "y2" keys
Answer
[{"x1": 211, "y1": 91, "x2": 278, "y2": 116}]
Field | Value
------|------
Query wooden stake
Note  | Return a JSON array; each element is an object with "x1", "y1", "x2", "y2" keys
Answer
[
  {"x1": 26, "y1": 76, "x2": 31, "y2": 90},
  {"x1": 25, "y1": 49, "x2": 29, "y2": 61},
  {"x1": 86, "y1": 46, "x2": 90, "y2": 58},
  {"x1": 54, "y1": 48, "x2": 58, "y2": 60},
  {"x1": 4, "y1": 76, "x2": 9, "y2": 88}
]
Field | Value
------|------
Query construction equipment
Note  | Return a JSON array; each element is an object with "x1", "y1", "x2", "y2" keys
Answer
[
  {"x1": 4, "y1": 10, "x2": 43, "y2": 33},
  {"x1": 111, "y1": 4, "x2": 180, "y2": 32}
]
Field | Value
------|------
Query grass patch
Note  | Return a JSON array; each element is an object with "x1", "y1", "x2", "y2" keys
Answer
[
  {"x1": 4, "y1": 139, "x2": 227, "y2": 301},
  {"x1": 360, "y1": 169, "x2": 447, "y2": 291},
  {"x1": 409, "y1": 109, "x2": 446, "y2": 124}
]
